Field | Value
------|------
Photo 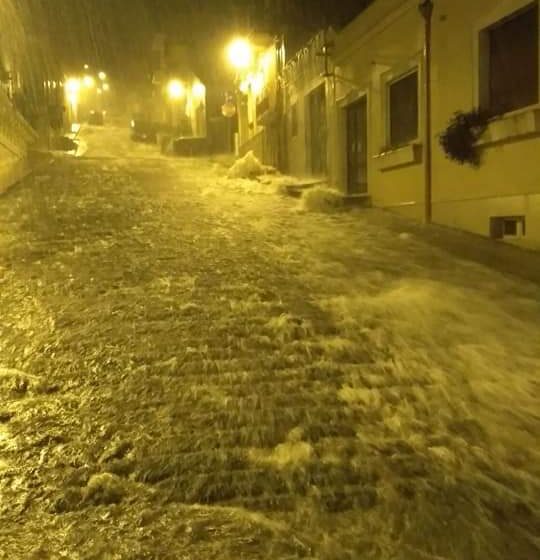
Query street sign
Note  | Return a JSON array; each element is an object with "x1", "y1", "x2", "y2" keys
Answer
[{"x1": 221, "y1": 101, "x2": 236, "y2": 118}]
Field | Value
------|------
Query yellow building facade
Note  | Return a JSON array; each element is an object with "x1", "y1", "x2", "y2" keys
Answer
[{"x1": 284, "y1": 0, "x2": 540, "y2": 249}]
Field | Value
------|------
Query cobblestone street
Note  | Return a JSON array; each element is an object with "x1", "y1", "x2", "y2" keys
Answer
[{"x1": 0, "y1": 127, "x2": 539, "y2": 559}]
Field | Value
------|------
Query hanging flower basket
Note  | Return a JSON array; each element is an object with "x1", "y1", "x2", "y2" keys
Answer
[{"x1": 439, "y1": 108, "x2": 492, "y2": 167}]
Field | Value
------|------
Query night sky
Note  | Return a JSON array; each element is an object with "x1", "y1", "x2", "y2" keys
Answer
[{"x1": 32, "y1": 0, "x2": 370, "y2": 84}]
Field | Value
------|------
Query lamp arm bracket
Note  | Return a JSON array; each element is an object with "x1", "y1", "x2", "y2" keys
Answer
[{"x1": 323, "y1": 72, "x2": 364, "y2": 90}]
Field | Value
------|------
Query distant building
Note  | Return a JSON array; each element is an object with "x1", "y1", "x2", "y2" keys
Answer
[
  {"x1": 283, "y1": 28, "x2": 336, "y2": 179},
  {"x1": 149, "y1": 34, "x2": 207, "y2": 138},
  {"x1": 232, "y1": 1, "x2": 371, "y2": 163},
  {"x1": 235, "y1": 34, "x2": 282, "y2": 167},
  {"x1": 0, "y1": 1, "x2": 59, "y2": 192}
]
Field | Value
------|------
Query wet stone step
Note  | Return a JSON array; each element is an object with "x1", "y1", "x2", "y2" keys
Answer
[
  {"x1": 210, "y1": 484, "x2": 378, "y2": 514},
  {"x1": 155, "y1": 467, "x2": 293, "y2": 504},
  {"x1": 165, "y1": 406, "x2": 354, "y2": 435}
]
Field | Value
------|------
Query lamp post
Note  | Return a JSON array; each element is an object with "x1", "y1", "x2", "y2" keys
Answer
[
  {"x1": 227, "y1": 38, "x2": 253, "y2": 71},
  {"x1": 419, "y1": 0, "x2": 434, "y2": 224}
]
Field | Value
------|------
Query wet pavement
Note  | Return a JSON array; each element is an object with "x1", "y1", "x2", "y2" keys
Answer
[{"x1": 0, "y1": 125, "x2": 539, "y2": 559}]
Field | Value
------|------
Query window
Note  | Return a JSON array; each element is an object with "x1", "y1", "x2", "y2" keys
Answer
[
  {"x1": 290, "y1": 102, "x2": 298, "y2": 137},
  {"x1": 482, "y1": 2, "x2": 539, "y2": 115},
  {"x1": 490, "y1": 216, "x2": 526, "y2": 239},
  {"x1": 388, "y1": 70, "x2": 418, "y2": 148}
]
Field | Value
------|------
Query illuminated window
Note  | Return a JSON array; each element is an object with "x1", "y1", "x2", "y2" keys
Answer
[
  {"x1": 480, "y1": 2, "x2": 538, "y2": 115},
  {"x1": 388, "y1": 70, "x2": 418, "y2": 148},
  {"x1": 290, "y1": 102, "x2": 298, "y2": 137}
]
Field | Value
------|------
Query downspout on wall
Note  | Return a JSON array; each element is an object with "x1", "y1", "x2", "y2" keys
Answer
[{"x1": 419, "y1": 0, "x2": 434, "y2": 224}]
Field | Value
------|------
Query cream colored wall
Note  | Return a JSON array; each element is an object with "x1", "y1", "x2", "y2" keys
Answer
[
  {"x1": 285, "y1": 90, "x2": 306, "y2": 176},
  {"x1": 285, "y1": 76, "x2": 328, "y2": 178},
  {"x1": 0, "y1": 90, "x2": 35, "y2": 194},
  {"x1": 284, "y1": 30, "x2": 336, "y2": 179},
  {"x1": 431, "y1": 0, "x2": 540, "y2": 248},
  {"x1": 333, "y1": 0, "x2": 425, "y2": 210},
  {"x1": 332, "y1": 0, "x2": 540, "y2": 248}
]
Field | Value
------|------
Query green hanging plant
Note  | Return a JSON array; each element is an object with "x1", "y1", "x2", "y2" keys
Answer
[{"x1": 439, "y1": 108, "x2": 492, "y2": 167}]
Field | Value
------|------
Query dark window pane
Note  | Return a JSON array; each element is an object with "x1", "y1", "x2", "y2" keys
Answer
[
  {"x1": 504, "y1": 219, "x2": 518, "y2": 236},
  {"x1": 389, "y1": 71, "x2": 418, "y2": 147},
  {"x1": 488, "y1": 3, "x2": 538, "y2": 114}
]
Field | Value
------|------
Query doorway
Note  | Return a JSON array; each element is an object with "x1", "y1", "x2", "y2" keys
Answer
[
  {"x1": 307, "y1": 84, "x2": 327, "y2": 176},
  {"x1": 346, "y1": 97, "x2": 368, "y2": 194}
]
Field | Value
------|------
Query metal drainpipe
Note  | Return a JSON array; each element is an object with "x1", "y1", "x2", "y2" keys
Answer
[
  {"x1": 276, "y1": 33, "x2": 286, "y2": 172},
  {"x1": 419, "y1": 0, "x2": 434, "y2": 224}
]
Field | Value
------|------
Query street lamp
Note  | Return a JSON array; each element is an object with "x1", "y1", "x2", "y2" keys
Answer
[
  {"x1": 192, "y1": 81, "x2": 205, "y2": 99},
  {"x1": 65, "y1": 77, "x2": 81, "y2": 122},
  {"x1": 227, "y1": 38, "x2": 253, "y2": 70},
  {"x1": 83, "y1": 75, "x2": 95, "y2": 88},
  {"x1": 98, "y1": 71, "x2": 107, "y2": 81},
  {"x1": 167, "y1": 79, "x2": 185, "y2": 100},
  {"x1": 65, "y1": 77, "x2": 80, "y2": 94}
]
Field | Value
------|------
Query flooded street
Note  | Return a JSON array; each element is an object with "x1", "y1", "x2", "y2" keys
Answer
[{"x1": 0, "y1": 125, "x2": 539, "y2": 559}]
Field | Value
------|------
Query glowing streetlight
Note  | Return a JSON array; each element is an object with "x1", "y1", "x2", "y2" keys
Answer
[
  {"x1": 65, "y1": 77, "x2": 81, "y2": 95},
  {"x1": 65, "y1": 77, "x2": 81, "y2": 122},
  {"x1": 192, "y1": 81, "x2": 205, "y2": 98},
  {"x1": 102, "y1": 83, "x2": 110, "y2": 92},
  {"x1": 167, "y1": 79, "x2": 185, "y2": 100},
  {"x1": 227, "y1": 38, "x2": 253, "y2": 69},
  {"x1": 83, "y1": 75, "x2": 95, "y2": 88},
  {"x1": 98, "y1": 71, "x2": 107, "y2": 81},
  {"x1": 84, "y1": 64, "x2": 89, "y2": 70}
]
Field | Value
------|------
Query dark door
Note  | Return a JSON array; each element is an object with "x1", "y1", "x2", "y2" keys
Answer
[
  {"x1": 346, "y1": 97, "x2": 368, "y2": 194},
  {"x1": 307, "y1": 85, "x2": 327, "y2": 176}
]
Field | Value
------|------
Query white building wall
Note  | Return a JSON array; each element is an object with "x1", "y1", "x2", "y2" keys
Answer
[{"x1": 0, "y1": 90, "x2": 37, "y2": 194}]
